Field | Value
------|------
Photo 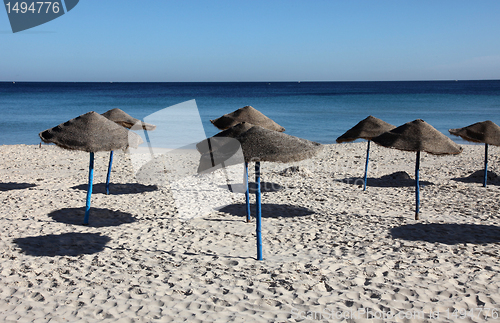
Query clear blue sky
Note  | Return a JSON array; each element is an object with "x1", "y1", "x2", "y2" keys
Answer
[{"x1": 1, "y1": 0, "x2": 499, "y2": 82}]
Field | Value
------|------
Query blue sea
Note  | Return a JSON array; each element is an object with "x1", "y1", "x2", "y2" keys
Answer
[{"x1": 1, "y1": 81, "x2": 499, "y2": 146}]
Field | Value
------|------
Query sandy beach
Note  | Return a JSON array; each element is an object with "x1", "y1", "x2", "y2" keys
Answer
[{"x1": 1, "y1": 142, "x2": 499, "y2": 322}]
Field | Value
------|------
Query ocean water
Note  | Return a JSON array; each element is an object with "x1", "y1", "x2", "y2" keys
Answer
[{"x1": 0, "y1": 81, "x2": 499, "y2": 146}]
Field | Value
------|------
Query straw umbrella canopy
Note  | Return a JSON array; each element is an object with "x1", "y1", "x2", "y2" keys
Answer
[
  {"x1": 101, "y1": 108, "x2": 156, "y2": 130},
  {"x1": 336, "y1": 116, "x2": 395, "y2": 191},
  {"x1": 236, "y1": 126, "x2": 321, "y2": 163},
  {"x1": 101, "y1": 108, "x2": 156, "y2": 194},
  {"x1": 210, "y1": 106, "x2": 285, "y2": 132},
  {"x1": 372, "y1": 119, "x2": 462, "y2": 220},
  {"x1": 199, "y1": 124, "x2": 322, "y2": 169},
  {"x1": 201, "y1": 125, "x2": 322, "y2": 260},
  {"x1": 337, "y1": 116, "x2": 395, "y2": 143},
  {"x1": 196, "y1": 122, "x2": 253, "y2": 154},
  {"x1": 449, "y1": 120, "x2": 500, "y2": 187},
  {"x1": 39, "y1": 111, "x2": 142, "y2": 224}
]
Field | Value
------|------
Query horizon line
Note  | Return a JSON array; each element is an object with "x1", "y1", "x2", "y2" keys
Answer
[{"x1": 2, "y1": 79, "x2": 500, "y2": 84}]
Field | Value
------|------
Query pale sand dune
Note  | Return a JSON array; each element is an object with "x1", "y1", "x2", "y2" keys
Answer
[{"x1": 0, "y1": 143, "x2": 499, "y2": 322}]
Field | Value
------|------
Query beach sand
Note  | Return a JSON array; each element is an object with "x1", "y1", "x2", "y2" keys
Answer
[{"x1": 1, "y1": 142, "x2": 499, "y2": 322}]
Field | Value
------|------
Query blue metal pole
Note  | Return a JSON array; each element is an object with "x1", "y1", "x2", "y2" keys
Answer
[
  {"x1": 363, "y1": 140, "x2": 371, "y2": 191},
  {"x1": 84, "y1": 152, "x2": 94, "y2": 225},
  {"x1": 245, "y1": 162, "x2": 251, "y2": 222},
  {"x1": 415, "y1": 151, "x2": 420, "y2": 220},
  {"x1": 105, "y1": 151, "x2": 113, "y2": 195},
  {"x1": 484, "y1": 143, "x2": 488, "y2": 188},
  {"x1": 143, "y1": 122, "x2": 154, "y2": 158},
  {"x1": 255, "y1": 162, "x2": 262, "y2": 260}
]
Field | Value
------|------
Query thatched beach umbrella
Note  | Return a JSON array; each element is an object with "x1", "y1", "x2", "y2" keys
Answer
[
  {"x1": 209, "y1": 107, "x2": 285, "y2": 224},
  {"x1": 102, "y1": 108, "x2": 156, "y2": 131},
  {"x1": 197, "y1": 122, "x2": 254, "y2": 222},
  {"x1": 102, "y1": 108, "x2": 156, "y2": 195},
  {"x1": 449, "y1": 120, "x2": 500, "y2": 187},
  {"x1": 210, "y1": 106, "x2": 285, "y2": 132},
  {"x1": 39, "y1": 111, "x2": 142, "y2": 224},
  {"x1": 372, "y1": 119, "x2": 462, "y2": 220},
  {"x1": 198, "y1": 127, "x2": 322, "y2": 259},
  {"x1": 336, "y1": 116, "x2": 395, "y2": 191},
  {"x1": 236, "y1": 126, "x2": 322, "y2": 260}
]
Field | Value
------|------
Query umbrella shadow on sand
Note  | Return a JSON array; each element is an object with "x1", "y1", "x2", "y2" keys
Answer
[
  {"x1": 390, "y1": 223, "x2": 500, "y2": 245},
  {"x1": 71, "y1": 182, "x2": 158, "y2": 195},
  {"x1": 452, "y1": 170, "x2": 500, "y2": 186},
  {"x1": 340, "y1": 171, "x2": 434, "y2": 188},
  {"x1": 215, "y1": 203, "x2": 314, "y2": 219},
  {"x1": 219, "y1": 182, "x2": 285, "y2": 193},
  {"x1": 0, "y1": 182, "x2": 37, "y2": 191},
  {"x1": 48, "y1": 207, "x2": 136, "y2": 227},
  {"x1": 13, "y1": 232, "x2": 111, "y2": 256}
]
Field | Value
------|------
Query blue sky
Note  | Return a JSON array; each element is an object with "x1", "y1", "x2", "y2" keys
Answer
[{"x1": 1, "y1": 1, "x2": 499, "y2": 82}]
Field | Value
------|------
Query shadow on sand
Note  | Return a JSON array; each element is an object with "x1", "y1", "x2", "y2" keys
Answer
[
  {"x1": 215, "y1": 203, "x2": 314, "y2": 219},
  {"x1": 452, "y1": 170, "x2": 500, "y2": 186},
  {"x1": 340, "y1": 171, "x2": 434, "y2": 188},
  {"x1": 71, "y1": 183, "x2": 158, "y2": 195},
  {"x1": 13, "y1": 232, "x2": 111, "y2": 256},
  {"x1": 0, "y1": 182, "x2": 37, "y2": 191},
  {"x1": 48, "y1": 207, "x2": 136, "y2": 227},
  {"x1": 219, "y1": 182, "x2": 285, "y2": 193},
  {"x1": 390, "y1": 223, "x2": 500, "y2": 245}
]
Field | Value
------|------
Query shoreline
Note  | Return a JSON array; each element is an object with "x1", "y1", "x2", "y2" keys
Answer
[{"x1": 1, "y1": 138, "x2": 486, "y2": 148}]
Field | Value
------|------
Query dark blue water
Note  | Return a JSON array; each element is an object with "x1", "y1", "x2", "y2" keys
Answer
[{"x1": 1, "y1": 81, "x2": 499, "y2": 145}]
